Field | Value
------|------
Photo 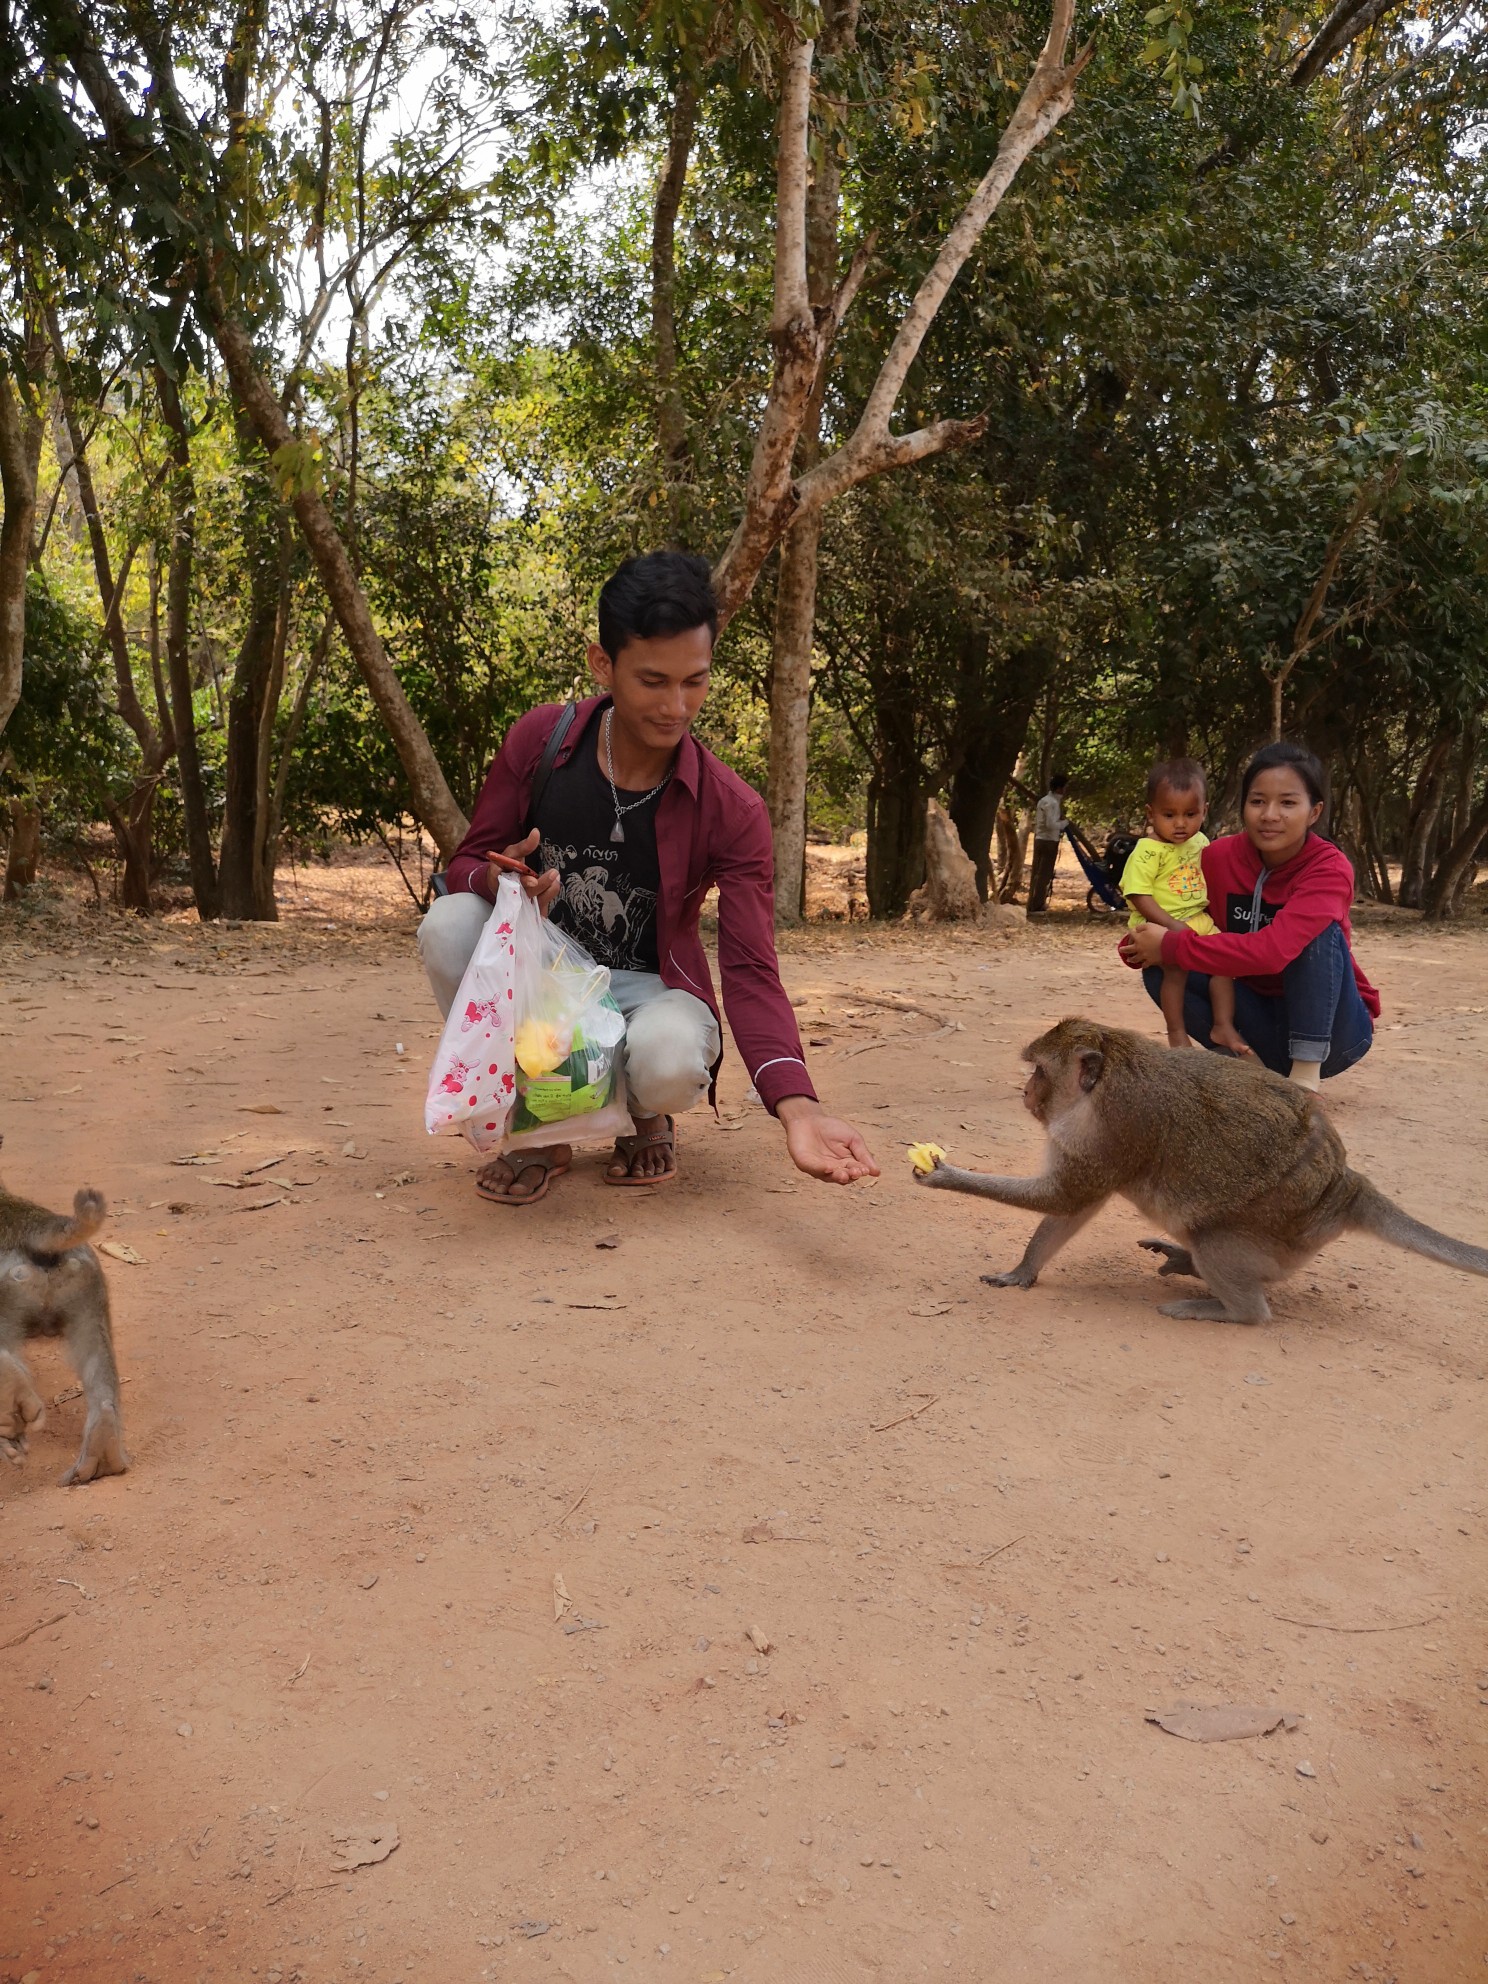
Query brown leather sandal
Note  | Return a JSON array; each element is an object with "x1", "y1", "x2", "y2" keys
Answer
[
  {"x1": 604, "y1": 1119, "x2": 677, "y2": 1187},
  {"x1": 475, "y1": 1148, "x2": 571, "y2": 1206}
]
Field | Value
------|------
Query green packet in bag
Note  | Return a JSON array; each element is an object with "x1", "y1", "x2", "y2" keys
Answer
[{"x1": 509, "y1": 994, "x2": 625, "y2": 1134}]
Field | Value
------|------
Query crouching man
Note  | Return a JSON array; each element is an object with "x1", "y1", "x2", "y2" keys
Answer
[{"x1": 418, "y1": 550, "x2": 879, "y2": 1204}]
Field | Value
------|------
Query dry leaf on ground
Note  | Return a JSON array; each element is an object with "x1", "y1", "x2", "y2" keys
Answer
[
  {"x1": 98, "y1": 1242, "x2": 144, "y2": 1266},
  {"x1": 746, "y1": 1624, "x2": 775, "y2": 1655},
  {"x1": 552, "y1": 1572, "x2": 573, "y2": 1622},
  {"x1": 330, "y1": 1822, "x2": 399, "y2": 1872},
  {"x1": 1146, "y1": 1703, "x2": 1301, "y2": 1742}
]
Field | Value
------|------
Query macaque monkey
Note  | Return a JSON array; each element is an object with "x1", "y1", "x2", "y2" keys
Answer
[
  {"x1": 0, "y1": 1147, "x2": 127, "y2": 1483},
  {"x1": 916, "y1": 1017, "x2": 1488, "y2": 1324}
]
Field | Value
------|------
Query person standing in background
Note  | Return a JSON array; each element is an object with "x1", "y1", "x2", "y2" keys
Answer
[{"x1": 1026, "y1": 772, "x2": 1070, "y2": 916}]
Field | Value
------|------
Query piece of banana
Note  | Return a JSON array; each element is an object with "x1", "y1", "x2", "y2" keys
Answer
[{"x1": 906, "y1": 1142, "x2": 946, "y2": 1176}]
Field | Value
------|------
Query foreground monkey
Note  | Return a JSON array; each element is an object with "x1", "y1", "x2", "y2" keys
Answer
[
  {"x1": 0, "y1": 1153, "x2": 128, "y2": 1484},
  {"x1": 915, "y1": 1018, "x2": 1488, "y2": 1324}
]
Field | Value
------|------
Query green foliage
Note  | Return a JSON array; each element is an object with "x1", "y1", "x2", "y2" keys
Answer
[
  {"x1": 2, "y1": 577, "x2": 130, "y2": 830},
  {"x1": 6, "y1": 0, "x2": 1487, "y2": 918}
]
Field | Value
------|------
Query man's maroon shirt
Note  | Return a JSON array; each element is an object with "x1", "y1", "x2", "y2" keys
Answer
[{"x1": 447, "y1": 696, "x2": 816, "y2": 1114}]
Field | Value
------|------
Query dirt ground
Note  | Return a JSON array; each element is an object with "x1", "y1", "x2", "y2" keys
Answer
[{"x1": 1, "y1": 844, "x2": 1485, "y2": 1984}]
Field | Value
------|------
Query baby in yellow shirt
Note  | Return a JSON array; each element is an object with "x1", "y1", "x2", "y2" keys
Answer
[{"x1": 1120, "y1": 758, "x2": 1238, "y2": 1051}]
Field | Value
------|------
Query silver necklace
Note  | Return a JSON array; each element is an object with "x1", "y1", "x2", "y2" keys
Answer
[{"x1": 602, "y1": 709, "x2": 672, "y2": 844}]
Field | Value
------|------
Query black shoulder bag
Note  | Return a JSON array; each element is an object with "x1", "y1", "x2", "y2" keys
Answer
[{"x1": 428, "y1": 701, "x2": 579, "y2": 900}]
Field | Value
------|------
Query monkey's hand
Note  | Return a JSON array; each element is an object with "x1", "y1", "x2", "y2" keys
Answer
[
  {"x1": 1138, "y1": 1237, "x2": 1199, "y2": 1280},
  {"x1": 0, "y1": 1349, "x2": 45, "y2": 1464}
]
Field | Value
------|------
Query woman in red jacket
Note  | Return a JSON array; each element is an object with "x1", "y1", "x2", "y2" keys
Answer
[{"x1": 1119, "y1": 742, "x2": 1378, "y2": 1088}]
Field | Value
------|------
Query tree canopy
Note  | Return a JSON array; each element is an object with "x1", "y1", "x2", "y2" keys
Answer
[{"x1": 2, "y1": 0, "x2": 1485, "y2": 920}]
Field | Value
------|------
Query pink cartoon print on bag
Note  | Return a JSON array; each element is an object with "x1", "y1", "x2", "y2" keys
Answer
[
  {"x1": 425, "y1": 878, "x2": 525, "y2": 1151},
  {"x1": 438, "y1": 1057, "x2": 473, "y2": 1095},
  {"x1": 459, "y1": 997, "x2": 505, "y2": 1034},
  {"x1": 425, "y1": 869, "x2": 630, "y2": 1157}
]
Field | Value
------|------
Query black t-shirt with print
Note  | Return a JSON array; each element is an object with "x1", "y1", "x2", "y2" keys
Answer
[{"x1": 532, "y1": 723, "x2": 665, "y2": 974}]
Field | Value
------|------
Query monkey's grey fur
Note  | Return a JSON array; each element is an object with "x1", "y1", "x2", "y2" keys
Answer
[
  {"x1": 918, "y1": 1018, "x2": 1488, "y2": 1325},
  {"x1": 0, "y1": 1140, "x2": 127, "y2": 1483}
]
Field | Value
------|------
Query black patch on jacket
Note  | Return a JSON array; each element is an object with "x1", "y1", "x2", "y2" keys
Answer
[{"x1": 1224, "y1": 890, "x2": 1279, "y2": 933}]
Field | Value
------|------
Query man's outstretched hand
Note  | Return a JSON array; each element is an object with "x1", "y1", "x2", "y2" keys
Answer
[{"x1": 777, "y1": 1097, "x2": 880, "y2": 1186}]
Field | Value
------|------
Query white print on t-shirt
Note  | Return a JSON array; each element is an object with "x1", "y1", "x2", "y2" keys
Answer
[{"x1": 539, "y1": 838, "x2": 659, "y2": 972}]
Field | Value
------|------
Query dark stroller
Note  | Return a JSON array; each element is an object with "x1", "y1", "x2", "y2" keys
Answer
[{"x1": 1065, "y1": 822, "x2": 1139, "y2": 915}]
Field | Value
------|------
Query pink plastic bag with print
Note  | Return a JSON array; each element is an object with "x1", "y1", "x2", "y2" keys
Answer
[{"x1": 424, "y1": 875, "x2": 630, "y2": 1155}]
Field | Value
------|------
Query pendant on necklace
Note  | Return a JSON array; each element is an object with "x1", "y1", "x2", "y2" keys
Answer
[{"x1": 610, "y1": 819, "x2": 626, "y2": 844}]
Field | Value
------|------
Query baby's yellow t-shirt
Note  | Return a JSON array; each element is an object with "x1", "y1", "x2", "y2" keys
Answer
[{"x1": 1120, "y1": 832, "x2": 1213, "y2": 933}]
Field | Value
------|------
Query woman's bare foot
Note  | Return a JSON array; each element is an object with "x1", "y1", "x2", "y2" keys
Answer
[
  {"x1": 475, "y1": 1144, "x2": 572, "y2": 1205},
  {"x1": 605, "y1": 1115, "x2": 677, "y2": 1185},
  {"x1": 1210, "y1": 1022, "x2": 1254, "y2": 1058},
  {"x1": 1165, "y1": 1031, "x2": 1194, "y2": 1050}
]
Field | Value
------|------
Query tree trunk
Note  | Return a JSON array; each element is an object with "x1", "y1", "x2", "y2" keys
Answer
[
  {"x1": 763, "y1": 0, "x2": 858, "y2": 925},
  {"x1": 265, "y1": 614, "x2": 332, "y2": 874},
  {"x1": 0, "y1": 359, "x2": 43, "y2": 739},
  {"x1": 105, "y1": 786, "x2": 156, "y2": 911},
  {"x1": 1421, "y1": 785, "x2": 1488, "y2": 920},
  {"x1": 1348, "y1": 774, "x2": 1393, "y2": 904},
  {"x1": 155, "y1": 365, "x2": 219, "y2": 920},
  {"x1": 767, "y1": 509, "x2": 822, "y2": 925},
  {"x1": 994, "y1": 804, "x2": 1025, "y2": 902},
  {"x1": 50, "y1": 330, "x2": 174, "y2": 912},
  {"x1": 250, "y1": 548, "x2": 293, "y2": 921},
  {"x1": 218, "y1": 515, "x2": 286, "y2": 918},
  {"x1": 1036, "y1": 684, "x2": 1061, "y2": 793},
  {"x1": 205, "y1": 298, "x2": 468, "y2": 860},
  {"x1": 865, "y1": 715, "x2": 926, "y2": 919},
  {"x1": 651, "y1": 72, "x2": 700, "y2": 538},
  {"x1": 3, "y1": 795, "x2": 41, "y2": 898},
  {"x1": 948, "y1": 771, "x2": 1000, "y2": 904},
  {"x1": 1398, "y1": 727, "x2": 1453, "y2": 909},
  {"x1": 908, "y1": 798, "x2": 985, "y2": 922},
  {"x1": 947, "y1": 647, "x2": 1049, "y2": 900},
  {"x1": 710, "y1": 0, "x2": 1090, "y2": 628}
]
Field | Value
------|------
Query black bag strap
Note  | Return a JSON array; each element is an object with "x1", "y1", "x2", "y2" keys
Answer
[{"x1": 525, "y1": 699, "x2": 579, "y2": 835}]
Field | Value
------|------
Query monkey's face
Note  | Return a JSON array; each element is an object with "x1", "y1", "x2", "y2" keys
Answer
[
  {"x1": 1022, "y1": 1020, "x2": 1108, "y2": 1123},
  {"x1": 1021, "y1": 1063, "x2": 1053, "y2": 1121}
]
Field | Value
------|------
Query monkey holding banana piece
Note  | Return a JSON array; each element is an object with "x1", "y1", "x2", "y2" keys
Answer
[
  {"x1": 913, "y1": 1018, "x2": 1488, "y2": 1324},
  {"x1": 0, "y1": 1151, "x2": 128, "y2": 1483}
]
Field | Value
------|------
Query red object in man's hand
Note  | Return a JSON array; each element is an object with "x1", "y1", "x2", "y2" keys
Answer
[{"x1": 486, "y1": 829, "x2": 561, "y2": 915}]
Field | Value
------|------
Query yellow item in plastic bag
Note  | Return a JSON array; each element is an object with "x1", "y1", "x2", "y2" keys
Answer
[
  {"x1": 514, "y1": 1017, "x2": 569, "y2": 1077},
  {"x1": 906, "y1": 1142, "x2": 946, "y2": 1176}
]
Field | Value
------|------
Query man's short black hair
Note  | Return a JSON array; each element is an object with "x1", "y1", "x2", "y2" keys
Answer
[
  {"x1": 1049, "y1": 771, "x2": 1070, "y2": 792},
  {"x1": 597, "y1": 551, "x2": 718, "y2": 663}
]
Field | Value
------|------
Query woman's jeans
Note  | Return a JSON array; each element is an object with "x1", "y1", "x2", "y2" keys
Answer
[{"x1": 1142, "y1": 923, "x2": 1374, "y2": 1079}]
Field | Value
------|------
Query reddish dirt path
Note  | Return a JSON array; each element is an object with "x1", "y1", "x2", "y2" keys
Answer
[{"x1": 1, "y1": 883, "x2": 1485, "y2": 1984}]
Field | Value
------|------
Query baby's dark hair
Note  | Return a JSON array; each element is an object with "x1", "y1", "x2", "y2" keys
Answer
[
  {"x1": 1146, "y1": 756, "x2": 1207, "y2": 803},
  {"x1": 1240, "y1": 739, "x2": 1326, "y2": 808}
]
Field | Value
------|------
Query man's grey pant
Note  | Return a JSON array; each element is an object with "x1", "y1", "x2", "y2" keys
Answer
[{"x1": 417, "y1": 892, "x2": 720, "y2": 1121}]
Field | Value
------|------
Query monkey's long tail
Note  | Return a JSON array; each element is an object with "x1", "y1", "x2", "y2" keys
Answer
[
  {"x1": 1347, "y1": 1174, "x2": 1488, "y2": 1278},
  {"x1": 24, "y1": 1188, "x2": 107, "y2": 1263}
]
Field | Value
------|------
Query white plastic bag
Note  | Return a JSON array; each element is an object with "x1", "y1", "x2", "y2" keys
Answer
[{"x1": 424, "y1": 875, "x2": 631, "y2": 1155}]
